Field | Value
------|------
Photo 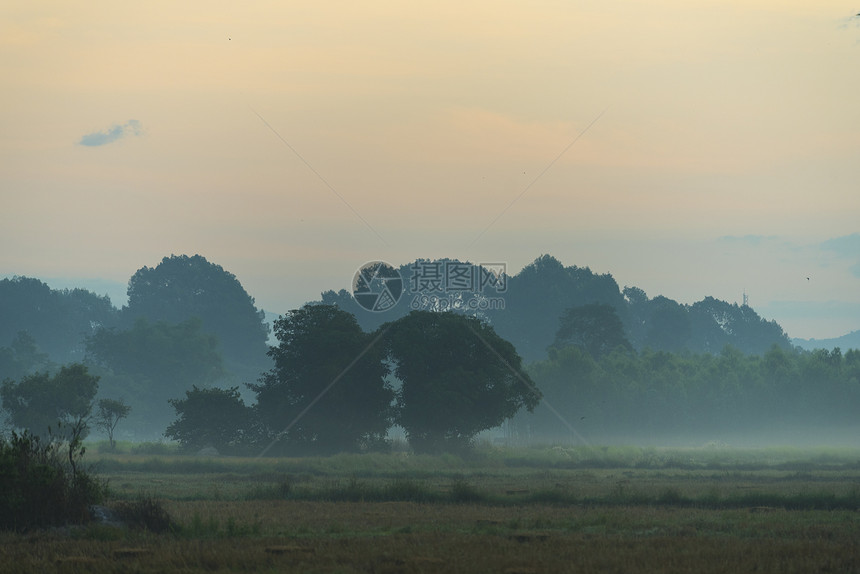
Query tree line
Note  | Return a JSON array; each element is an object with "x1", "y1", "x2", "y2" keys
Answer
[
  {"x1": 321, "y1": 254, "x2": 792, "y2": 362},
  {"x1": 1, "y1": 255, "x2": 270, "y2": 437},
  {"x1": 515, "y1": 302, "x2": 859, "y2": 443},
  {"x1": 1, "y1": 305, "x2": 538, "y2": 455},
  {"x1": 519, "y1": 343, "x2": 860, "y2": 444},
  {"x1": 0, "y1": 253, "x2": 852, "y2": 453}
]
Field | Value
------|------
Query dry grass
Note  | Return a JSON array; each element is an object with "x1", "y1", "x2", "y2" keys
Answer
[
  {"x1": 3, "y1": 505, "x2": 859, "y2": 574},
  {"x1": 4, "y1": 446, "x2": 860, "y2": 572}
]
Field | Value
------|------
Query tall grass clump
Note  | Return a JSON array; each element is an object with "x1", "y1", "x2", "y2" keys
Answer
[
  {"x1": 449, "y1": 477, "x2": 485, "y2": 503},
  {"x1": 0, "y1": 430, "x2": 106, "y2": 531},
  {"x1": 112, "y1": 493, "x2": 175, "y2": 533}
]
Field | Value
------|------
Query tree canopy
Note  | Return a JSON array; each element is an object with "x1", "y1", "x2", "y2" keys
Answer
[
  {"x1": 165, "y1": 386, "x2": 254, "y2": 454},
  {"x1": 94, "y1": 398, "x2": 131, "y2": 450},
  {"x1": 0, "y1": 332, "x2": 52, "y2": 383},
  {"x1": 0, "y1": 277, "x2": 117, "y2": 364},
  {"x1": 123, "y1": 254, "x2": 270, "y2": 379},
  {"x1": 384, "y1": 311, "x2": 540, "y2": 453},
  {"x1": 516, "y1": 343, "x2": 860, "y2": 444},
  {"x1": 554, "y1": 303, "x2": 633, "y2": 359},
  {"x1": 484, "y1": 255, "x2": 627, "y2": 363},
  {"x1": 250, "y1": 304, "x2": 394, "y2": 455},
  {"x1": 0, "y1": 363, "x2": 99, "y2": 440}
]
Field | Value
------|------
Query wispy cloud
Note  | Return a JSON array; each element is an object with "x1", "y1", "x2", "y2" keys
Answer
[
  {"x1": 820, "y1": 233, "x2": 860, "y2": 278},
  {"x1": 78, "y1": 120, "x2": 143, "y2": 147},
  {"x1": 820, "y1": 233, "x2": 860, "y2": 257}
]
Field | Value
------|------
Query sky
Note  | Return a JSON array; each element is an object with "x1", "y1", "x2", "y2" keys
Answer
[{"x1": 2, "y1": 1, "x2": 859, "y2": 340}]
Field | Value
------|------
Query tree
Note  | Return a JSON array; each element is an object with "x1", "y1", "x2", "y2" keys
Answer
[
  {"x1": 688, "y1": 296, "x2": 791, "y2": 355},
  {"x1": 0, "y1": 364, "x2": 99, "y2": 440},
  {"x1": 643, "y1": 296, "x2": 692, "y2": 352},
  {"x1": 484, "y1": 255, "x2": 628, "y2": 363},
  {"x1": 519, "y1": 345, "x2": 605, "y2": 439},
  {"x1": 250, "y1": 304, "x2": 394, "y2": 455},
  {"x1": 165, "y1": 386, "x2": 254, "y2": 454},
  {"x1": 94, "y1": 398, "x2": 131, "y2": 450},
  {"x1": 384, "y1": 311, "x2": 540, "y2": 454},
  {"x1": 86, "y1": 317, "x2": 225, "y2": 437},
  {"x1": 0, "y1": 331, "x2": 52, "y2": 383},
  {"x1": 123, "y1": 254, "x2": 270, "y2": 380},
  {"x1": 621, "y1": 285, "x2": 650, "y2": 349},
  {"x1": 554, "y1": 303, "x2": 633, "y2": 360},
  {"x1": 0, "y1": 277, "x2": 117, "y2": 364}
]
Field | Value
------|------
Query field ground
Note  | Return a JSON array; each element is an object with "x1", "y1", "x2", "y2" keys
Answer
[{"x1": 2, "y1": 444, "x2": 860, "y2": 573}]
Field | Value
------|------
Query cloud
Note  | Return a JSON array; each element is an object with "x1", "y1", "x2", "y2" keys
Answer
[
  {"x1": 78, "y1": 120, "x2": 142, "y2": 147},
  {"x1": 820, "y1": 233, "x2": 860, "y2": 257},
  {"x1": 821, "y1": 233, "x2": 860, "y2": 277},
  {"x1": 820, "y1": 234, "x2": 860, "y2": 277}
]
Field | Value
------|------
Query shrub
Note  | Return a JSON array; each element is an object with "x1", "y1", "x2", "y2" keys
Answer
[
  {"x1": 449, "y1": 478, "x2": 484, "y2": 503},
  {"x1": 112, "y1": 494, "x2": 174, "y2": 533},
  {"x1": 0, "y1": 429, "x2": 105, "y2": 531}
]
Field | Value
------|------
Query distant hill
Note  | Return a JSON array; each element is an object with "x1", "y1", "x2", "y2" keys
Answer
[{"x1": 792, "y1": 330, "x2": 860, "y2": 352}]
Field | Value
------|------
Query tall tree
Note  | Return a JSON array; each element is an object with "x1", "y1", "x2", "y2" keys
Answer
[
  {"x1": 483, "y1": 255, "x2": 628, "y2": 363},
  {"x1": 123, "y1": 254, "x2": 270, "y2": 380},
  {"x1": 384, "y1": 311, "x2": 540, "y2": 453},
  {"x1": 250, "y1": 304, "x2": 394, "y2": 455}
]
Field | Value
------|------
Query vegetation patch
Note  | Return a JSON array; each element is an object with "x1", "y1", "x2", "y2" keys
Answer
[
  {"x1": 0, "y1": 430, "x2": 105, "y2": 531},
  {"x1": 111, "y1": 494, "x2": 175, "y2": 533}
]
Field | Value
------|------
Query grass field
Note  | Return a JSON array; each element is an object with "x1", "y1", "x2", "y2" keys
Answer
[{"x1": 3, "y1": 443, "x2": 860, "y2": 573}]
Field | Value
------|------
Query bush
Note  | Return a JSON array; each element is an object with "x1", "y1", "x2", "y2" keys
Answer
[
  {"x1": 112, "y1": 495, "x2": 174, "y2": 533},
  {"x1": 0, "y1": 430, "x2": 105, "y2": 531}
]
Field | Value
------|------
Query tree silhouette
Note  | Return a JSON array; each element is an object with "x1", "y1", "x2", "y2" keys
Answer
[
  {"x1": 250, "y1": 304, "x2": 394, "y2": 455},
  {"x1": 554, "y1": 303, "x2": 633, "y2": 359},
  {"x1": 124, "y1": 254, "x2": 270, "y2": 380},
  {"x1": 384, "y1": 311, "x2": 540, "y2": 453}
]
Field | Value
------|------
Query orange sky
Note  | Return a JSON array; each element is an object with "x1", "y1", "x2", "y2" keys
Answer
[{"x1": 2, "y1": 1, "x2": 859, "y2": 339}]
